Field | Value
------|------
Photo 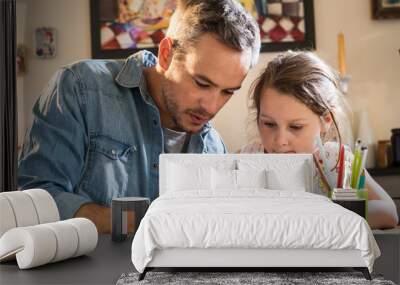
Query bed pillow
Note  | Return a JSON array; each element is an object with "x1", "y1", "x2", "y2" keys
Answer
[
  {"x1": 236, "y1": 169, "x2": 268, "y2": 189},
  {"x1": 167, "y1": 163, "x2": 212, "y2": 191},
  {"x1": 211, "y1": 168, "x2": 237, "y2": 190},
  {"x1": 266, "y1": 162, "x2": 307, "y2": 191}
]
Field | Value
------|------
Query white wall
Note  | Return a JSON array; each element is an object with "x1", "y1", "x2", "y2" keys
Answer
[
  {"x1": 18, "y1": 0, "x2": 91, "y2": 126},
  {"x1": 17, "y1": 0, "x2": 400, "y2": 153}
]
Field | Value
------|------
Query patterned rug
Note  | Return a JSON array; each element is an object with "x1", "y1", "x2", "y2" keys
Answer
[{"x1": 116, "y1": 271, "x2": 395, "y2": 285}]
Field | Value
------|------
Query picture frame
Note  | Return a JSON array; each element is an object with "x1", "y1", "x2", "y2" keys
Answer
[
  {"x1": 246, "y1": 0, "x2": 315, "y2": 52},
  {"x1": 90, "y1": 0, "x2": 176, "y2": 59},
  {"x1": 16, "y1": 45, "x2": 27, "y2": 75},
  {"x1": 90, "y1": 0, "x2": 316, "y2": 59},
  {"x1": 372, "y1": 0, "x2": 400, "y2": 19},
  {"x1": 34, "y1": 27, "x2": 56, "y2": 59}
]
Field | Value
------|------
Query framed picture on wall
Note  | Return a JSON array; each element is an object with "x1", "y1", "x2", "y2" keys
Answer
[
  {"x1": 372, "y1": 0, "x2": 400, "y2": 19},
  {"x1": 90, "y1": 0, "x2": 176, "y2": 59},
  {"x1": 35, "y1": 27, "x2": 57, "y2": 59},
  {"x1": 90, "y1": 0, "x2": 316, "y2": 59},
  {"x1": 245, "y1": 0, "x2": 315, "y2": 52}
]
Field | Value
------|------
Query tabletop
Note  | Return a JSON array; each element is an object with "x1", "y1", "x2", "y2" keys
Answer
[
  {"x1": 0, "y1": 235, "x2": 134, "y2": 285},
  {"x1": 2, "y1": 228, "x2": 399, "y2": 285}
]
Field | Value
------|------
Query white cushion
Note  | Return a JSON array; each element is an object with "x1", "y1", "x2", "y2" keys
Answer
[
  {"x1": 0, "y1": 191, "x2": 39, "y2": 227},
  {"x1": 266, "y1": 163, "x2": 307, "y2": 191},
  {"x1": 0, "y1": 226, "x2": 57, "y2": 269},
  {"x1": 42, "y1": 221, "x2": 79, "y2": 262},
  {"x1": 237, "y1": 169, "x2": 268, "y2": 189},
  {"x1": 167, "y1": 163, "x2": 212, "y2": 191},
  {"x1": 0, "y1": 196, "x2": 17, "y2": 237},
  {"x1": 238, "y1": 158, "x2": 309, "y2": 191},
  {"x1": 212, "y1": 168, "x2": 237, "y2": 190},
  {"x1": 64, "y1": 218, "x2": 98, "y2": 257},
  {"x1": 0, "y1": 190, "x2": 97, "y2": 269},
  {"x1": 0, "y1": 218, "x2": 97, "y2": 269},
  {"x1": 0, "y1": 189, "x2": 60, "y2": 239},
  {"x1": 211, "y1": 169, "x2": 268, "y2": 190},
  {"x1": 24, "y1": 189, "x2": 59, "y2": 224},
  {"x1": 159, "y1": 154, "x2": 314, "y2": 195}
]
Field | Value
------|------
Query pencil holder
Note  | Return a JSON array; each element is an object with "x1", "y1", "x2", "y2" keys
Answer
[{"x1": 357, "y1": 188, "x2": 368, "y2": 220}]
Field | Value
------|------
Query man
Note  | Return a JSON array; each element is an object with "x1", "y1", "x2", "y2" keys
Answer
[{"x1": 18, "y1": 0, "x2": 260, "y2": 233}]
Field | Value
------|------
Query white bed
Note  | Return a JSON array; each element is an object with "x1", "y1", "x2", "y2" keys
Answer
[{"x1": 131, "y1": 154, "x2": 380, "y2": 280}]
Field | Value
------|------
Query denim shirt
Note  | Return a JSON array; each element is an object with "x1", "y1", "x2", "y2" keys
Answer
[{"x1": 18, "y1": 51, "x2": 227, "y2": 220}]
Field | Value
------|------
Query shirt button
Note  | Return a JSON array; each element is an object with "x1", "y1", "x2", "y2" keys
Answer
[{"x1": 111, "y1": 150, "x2": 116, "y2": 155}]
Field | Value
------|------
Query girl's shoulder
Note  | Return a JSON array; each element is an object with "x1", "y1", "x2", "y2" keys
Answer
[
  {"x1": 323, "y1": 141, "x2": 353, "y2": 156},
  {"x1": 313, "y1": 142, "x2": 354, "y2": 196},
  {"x1": 322, "y1": 141, "x2": 354, "y2": 169},
  {"x1": 239, "y1": 141, "x2": 264, "y2": 154}
]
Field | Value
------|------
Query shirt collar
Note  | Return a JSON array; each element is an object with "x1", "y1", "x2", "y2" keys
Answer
[
  {"x1": 201, "y1": 122, "x2": 211, "y2": 134},
  {"x1": 115, "y1": 50, "x2": 157, "y2": 88}
]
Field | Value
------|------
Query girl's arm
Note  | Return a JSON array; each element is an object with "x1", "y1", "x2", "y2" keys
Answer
[{"x1": 365, "y1": 170, "x2": 399, "y2": 229}]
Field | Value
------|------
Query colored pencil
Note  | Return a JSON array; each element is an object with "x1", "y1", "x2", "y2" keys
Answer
[
  {"x1": 356, "y1": 147, "x2": 368, "y2": 189},
  {"x1": 351, "y1": 139, "x2": 362, "y2": 188},
  {"x1": 358, "y1": 169, "x2": 366, "y2": 189},
  {"x1": 337, "y1": 144, "x2": 345, "y2": 188},
  {"x1": 313, "y1": 154, "x2": 332, "y2": 194},
  {"x1": 315, "y1": 136, "x2": 335, "y2": 188}
]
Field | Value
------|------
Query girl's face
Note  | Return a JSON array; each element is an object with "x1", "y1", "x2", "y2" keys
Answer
[{"x1": 258, "y1": 88, "x2": 331, "y2": 154}]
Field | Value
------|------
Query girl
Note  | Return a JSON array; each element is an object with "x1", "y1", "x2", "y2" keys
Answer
[{"x1": 241, "y1": 51, "x2": 398, "y2": 229}]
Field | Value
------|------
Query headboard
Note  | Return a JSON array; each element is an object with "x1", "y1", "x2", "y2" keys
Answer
[{"x1": 159, "y1": 154, "x2": 314, "y2": 195}]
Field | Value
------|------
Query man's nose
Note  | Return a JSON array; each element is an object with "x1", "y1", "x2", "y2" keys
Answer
[{"x1": 199, "y1": 92, "x2": 221, "y2": 116}]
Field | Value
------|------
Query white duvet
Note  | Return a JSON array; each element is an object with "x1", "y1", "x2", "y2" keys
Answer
[{"x1": 131, "y1": 190, "x2": 380, "y2": 273}]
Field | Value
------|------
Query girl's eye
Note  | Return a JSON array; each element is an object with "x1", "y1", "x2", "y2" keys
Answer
[
  {"x1": 194, "y1": 79, "x2": 210, "y2": 88},
  {"x1": 290, "y1": 125, "x2": 303, "y2": 131},
  {"x1": 263, "y1": 122, "x2": 276, "y2": 128}
]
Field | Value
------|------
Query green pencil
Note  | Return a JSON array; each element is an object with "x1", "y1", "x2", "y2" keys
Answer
[{"x1": 351, "y1": 139, "x2": 362, "y2": 188}]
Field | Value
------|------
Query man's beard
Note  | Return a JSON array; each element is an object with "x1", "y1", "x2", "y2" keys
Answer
[
  {"x1": 161, "y1": 84, "x2": 213, "y2": 134},
  {"x1": 161, "y1": 84, "x2": 187, "y2": 132}
]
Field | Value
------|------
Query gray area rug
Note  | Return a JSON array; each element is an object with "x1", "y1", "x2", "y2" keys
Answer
[{"x1": 116, "y1": 271, "x2": 395, "y2": 285}]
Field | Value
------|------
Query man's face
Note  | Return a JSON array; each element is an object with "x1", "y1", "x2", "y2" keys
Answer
[{"x1": 160, "y1": 34, "x2": 251, "y2": 133}]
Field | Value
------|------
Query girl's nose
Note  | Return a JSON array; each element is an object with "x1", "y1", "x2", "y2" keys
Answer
[{"x1": 274, "y1": 129, "x2": 290, "y2": 149}]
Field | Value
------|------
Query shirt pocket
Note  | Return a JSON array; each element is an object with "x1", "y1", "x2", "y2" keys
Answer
[{"x1": 80, "y1": 135, "x2": 137, "y2": 206}]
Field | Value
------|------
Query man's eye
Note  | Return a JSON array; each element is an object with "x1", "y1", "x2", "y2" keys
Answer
[
  {"x1": 194, "y1": 79, "x2": 210, "y2": 88},
  {"x1": 290, "y1": 125, "x2": 303, "y2": 130},
  {"x1": 222, "y1": 90, "x2": 234, "y2": 96}
]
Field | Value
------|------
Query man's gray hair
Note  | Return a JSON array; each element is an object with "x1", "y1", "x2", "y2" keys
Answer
[{"x1": 167, "y1": 0, "x2": 260, "y2": 67}]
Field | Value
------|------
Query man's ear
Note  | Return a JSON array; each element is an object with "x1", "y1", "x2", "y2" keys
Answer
[{"x1": 158, "y1": 37, "x2": 173, "y2": 71}]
